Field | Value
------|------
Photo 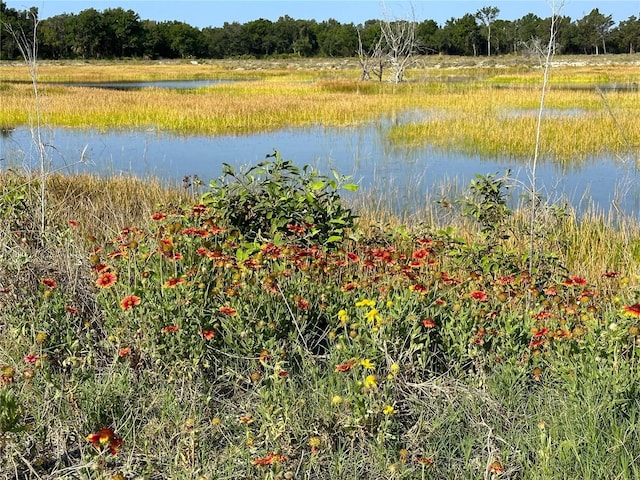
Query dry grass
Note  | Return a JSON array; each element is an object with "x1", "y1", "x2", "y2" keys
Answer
[{"x1": 3, "y1": 57, "x2": 639, "y2": 160}]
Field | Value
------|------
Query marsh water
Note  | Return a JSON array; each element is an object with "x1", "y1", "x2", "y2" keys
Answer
[{"x1": 1, "y1": 79, "x2": 639, "y2": 216}]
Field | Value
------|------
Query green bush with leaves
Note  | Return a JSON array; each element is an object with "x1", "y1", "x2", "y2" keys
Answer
[{"x1": 201, "y1": 151, "x2": 358, "y2": 247}]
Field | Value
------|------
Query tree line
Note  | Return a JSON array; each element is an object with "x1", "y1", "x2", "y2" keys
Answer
[{"x1": 1, "y1": 1, "x2": 639, "y2": 60}]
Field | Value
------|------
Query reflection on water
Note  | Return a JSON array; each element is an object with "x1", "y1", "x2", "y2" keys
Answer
[
  {"x1": 1, "y1": 122, "x2": 639, "y2": 216},
  {"x1": 55, "y1": 79, "x2": 240, "y2": 90}
]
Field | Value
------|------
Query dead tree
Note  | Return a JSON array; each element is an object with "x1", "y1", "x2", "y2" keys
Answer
[
  {"x1": 379, "y1": 16, "x2": 417, "y2": 84},
  {"x1": 356, "y1": 28, "x2": 386, "y2": 81}
]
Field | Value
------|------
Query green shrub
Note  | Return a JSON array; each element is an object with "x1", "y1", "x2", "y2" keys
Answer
[{"x1": 201, "y1": 151, "x2": 358, "y2": 247}]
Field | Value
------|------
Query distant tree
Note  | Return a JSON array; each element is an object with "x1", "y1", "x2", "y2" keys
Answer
[
  {"x1": 71, "y1": 9, "x2": 106, "y2": 58},
  {"x1": 614, "y1": 15, "x2": 640, "y2": 53},
  {"x1": 0, "y1": 1, "x2": 34, "y2": 59},
  {"x1": 166, "y1": 21, "x2": 204, "y2": 58},
  {"x1": 291, "y1": 20, "x2": 318, "y2": 56},
  {"x1": 440, "y1": 14, "x2": 480, "y2": 56},
  {"x1": 39, "y1": 14, "x2": 73, "y2": 58},
  {"x1": 415, "y1": 19, "x2": 439, "y2": 54},
  {"x1": 576, "y1": 8, "x2": 614, "y2": 54},
  {"x1": 244, "y1": 18, "x2": 278, "y2": 56},
  {"x1": 102, "y1": 8, "x2": 144, "y2": 57},
  {"x1": 475, "y1": 6, "x2": 499, "y2": 56},
  {"x1": 314, "y1": 19, "x2": 358, "y2": 57},
  {"x1": 491, "y1": 19, "x2": 515, "y2": 54}
]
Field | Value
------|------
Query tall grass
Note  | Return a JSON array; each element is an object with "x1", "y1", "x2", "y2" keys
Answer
[{"x1": 3, "y1": 62, "x2": 639, "y2": 160}]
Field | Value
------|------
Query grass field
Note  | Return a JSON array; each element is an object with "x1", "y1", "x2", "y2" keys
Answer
[
  {"x1": 2, "y1": 55, "x2": 640, "y2": 160},
  {"x1": 1, "y1": 56, "x2": 640, "y2": 479}
]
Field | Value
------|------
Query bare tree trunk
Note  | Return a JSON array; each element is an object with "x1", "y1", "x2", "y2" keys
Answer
[{"x1": 379, "y1": 16, "x2": 417, "y2": 84}]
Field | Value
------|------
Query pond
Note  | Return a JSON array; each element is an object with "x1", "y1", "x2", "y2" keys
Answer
[
  {"x1": 57, "y1": 79, "x2": 240, "y2": 90},
  {"x1": 2, "y1": 118, "x2": 639, "y2": 217}
]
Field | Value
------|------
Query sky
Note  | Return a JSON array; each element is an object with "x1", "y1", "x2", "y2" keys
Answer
[{"x1": 5, "y1": 0, "x2": 640, "y2": 28}]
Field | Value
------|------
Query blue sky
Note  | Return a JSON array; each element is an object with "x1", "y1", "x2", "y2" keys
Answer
[{"x1": 5, "y1": 1, "x2": 640, "y2": 28}]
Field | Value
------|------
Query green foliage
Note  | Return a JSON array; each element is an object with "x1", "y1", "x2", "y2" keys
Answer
[
  {"x1": 4, "y1": 170, "x2": 640, "y2": 479},
  {"x1": 461, "y1": 171, "x2": 512, "y2": 234},
  {"x1": 0, "y1": 388, "x2": 26, "y2": 434},
  {"x1": 201, "y1": 151, "x2": 358, "y2": 247}
]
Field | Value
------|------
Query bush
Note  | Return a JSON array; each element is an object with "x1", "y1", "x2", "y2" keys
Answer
[{"x1": 200, "y1": 151, "x2": 358, "y2": 247}]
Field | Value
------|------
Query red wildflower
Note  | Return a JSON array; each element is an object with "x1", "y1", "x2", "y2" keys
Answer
[
  {"x1": 96, "y1": 272, "x2": 117, "y2": 288},
  {"x1": 497, "y1": 275, "x2": 515, "y2": 284},
  {"x1": 41, "y1": 278, "x2": 57, "y2": 289},
  {"x1": 571, "y1": 276, "x2": 587, "y2": 285},
  {"x1": 529, "y1": 337, "x2": 546, "y2": 349},
  {"x1": 120, "y1": 295, "x2": 140, "y2": 310},
  {"x1": 278, "y1": 370, "x2": 288, "y2": 378},
  {"x1": 161, "y1": 325, "x2": 179, "y2": 333},
  {"x1": 412, "y1": 248, "x2": 431, "y2": 260},
  {"x1": 191, "y1": 204, "x2": 208, "y2": 215},
  {"x1": 342, "y1": 282, "x2": 358, "y2": 292},
  {"x1": 163, "y1": 277, "x2": 185, "y2": 288},
  {"x1": 253, "y1": 453, "x2": 286, "y2": 466},
  {"x1": 200, "y1": 330, "x2": 216, "y2": 340},
  {"x1": 347, "y1": 252, "x2": 359, "y2": 262},
  {"x1": 118, "y1": 347, "x2": 132, "y2": 357},
  {"x1": 602, "y1": 271, "x2": 620, "y2": 278},
  {"x1": 182, "y1": 227, "x2": 209, "y2": 238},
  {"x1": 219, "y1": 306, "x2": 237, "y2": 316},
  {"x1": 532, "y1": 328, "x2": 549, "y2": 337},
  {"x1": 151, "y1": 212, "x2": 167, "y2": 221},
  {"x1": 422, "y1": 318, "x2": 436, "y2": 328},
  {"x1": 68, "y1": 219, "x2": 79, "y2": 228},
  {"x1": 164, "y1": 251, "x2": 183, "y2": 261},
  {"x1": 92, "y1": 263, "x2": 110, "y2": 273},
  {"x1": 410, "y1": 283, "x2": 429, "y2": 294},
  {"x1": 86, "y1": 427, "x2": 123, "y2": 455},
  {"x1": 65, "y1": 306, "x2": 79, "y2": 315},
  {"x1": 415, "y1": 456, "x2": 435, "y2": 466},
  {"x1": 470, "y1": 290, "x2": 488, "y2": 301},
  {"x1": 297, "y1": 299, "x2": 310, "y2": 310},
  {"x1": 24, "y1": 354, "x2": 39, "y2": 364},
  {"x1": 623, "y1": 304, "x2": 640, "y2": 318},
  {"x1": 286, "y1": 223, "x2": 306, "y2": 235},
  {"x1": 335, "y1": 361, "x2": 355, "y2": 372}
]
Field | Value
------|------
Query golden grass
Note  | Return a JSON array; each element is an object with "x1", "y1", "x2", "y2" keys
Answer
[
  {"x1": 15, "y1": 171, "x2": 638, "y2": 286},
  {"x1": 1, "y1": 57, "x2": 640, "y2": 160},
  {"x1": 389, "y1": 87, "x2": 640, "y2": 161}
]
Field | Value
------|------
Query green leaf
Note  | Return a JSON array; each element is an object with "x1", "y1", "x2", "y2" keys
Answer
[{"x1": 342, "y1": 183, "x2": 359, "y2": 192}]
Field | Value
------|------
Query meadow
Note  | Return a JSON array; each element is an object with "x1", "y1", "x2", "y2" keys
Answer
[{"x1": 1, "y1": 56, "x2": 640, "y2": 479}]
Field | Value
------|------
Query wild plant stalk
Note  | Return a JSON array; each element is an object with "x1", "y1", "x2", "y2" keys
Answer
[
  {"x1": 528, "y1": 1, "x2": 562, "y2": 278},
  {"x1": 4, "y1": 10, "x2": 47, "y2": 237}
]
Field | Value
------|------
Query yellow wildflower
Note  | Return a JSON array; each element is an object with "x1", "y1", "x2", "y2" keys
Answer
[
  {"x1": 364, "y1": 375, "x2": 378, "y2": 389},
  {"x1": 383, "y1": 405, "x2": 396, "y2": 415},
  {"x1": 355, "y1": 299, "x2": 376, "y2": 308},
  {"x1": 365, "y1": 308, "x2": 380, "y2": 323},
  {"x1": 360, "y1": 358, "x2": 375, "y2": 370},
  {"x1": 337, "y1": 309, "x2": 349, "y2": 324}
]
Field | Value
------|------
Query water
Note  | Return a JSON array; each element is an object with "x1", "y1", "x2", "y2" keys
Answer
[
  {"x1": 57, "y1": 79, "x2": 239, "y2": 90},
  {"x1": 2, "y1": 120, "x2": 639, "y2": 216}
]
